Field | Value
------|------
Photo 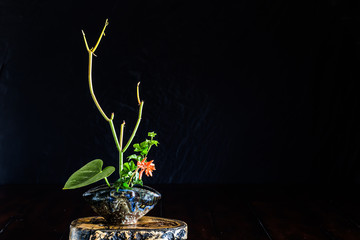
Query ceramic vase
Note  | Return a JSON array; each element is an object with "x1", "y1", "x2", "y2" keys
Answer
[{"x1": 83, "y1": 185, "x2": 161, "y2": 225}]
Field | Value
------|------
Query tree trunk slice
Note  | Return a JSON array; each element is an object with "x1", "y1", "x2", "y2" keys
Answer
[{"x1": 69, "y1": 216, "x2": 187, "y2": 240}]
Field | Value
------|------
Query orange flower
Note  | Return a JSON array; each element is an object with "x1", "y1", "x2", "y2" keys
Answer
[{"x1": 137, "y1": 158, "x2": 156, "y2": 180}]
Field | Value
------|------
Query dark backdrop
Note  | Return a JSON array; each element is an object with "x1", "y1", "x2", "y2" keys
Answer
[{"x1": 0, "y1": 1, "x2": 359, "y2": 185}]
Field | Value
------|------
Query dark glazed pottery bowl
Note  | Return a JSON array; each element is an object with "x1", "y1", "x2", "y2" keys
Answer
[{"x1": 83, "y1": 185, "x2": 161, "y2": 225}]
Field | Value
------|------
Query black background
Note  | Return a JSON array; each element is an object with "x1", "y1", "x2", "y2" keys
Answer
[{"x1": 0, "y1": 1, "x2": 359, "y2": 186}]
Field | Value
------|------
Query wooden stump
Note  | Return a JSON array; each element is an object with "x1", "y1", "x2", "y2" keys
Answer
[{"x1": 69, "y1": 216, "x2": 187, "y2": 240}]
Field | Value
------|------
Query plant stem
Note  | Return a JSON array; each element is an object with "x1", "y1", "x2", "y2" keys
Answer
[
  {"x1": 109, "y1": 119, "x2": 121, "y2": 152},
  {"x1": 87, "y1": 53, "x2": 111, "y2": 122},
  {"x1": 119, "y1": 121, "x2": 125, "y2": 174},
  {"x1": 93, "y1": 19, "x2": 109, "y2": 53},
  {"x1": 119, "y1": 151, "x2": 124, "y2": 175},
  {"x1": 82, "y1": 20, "x2": 147, "y2": 187},
  {"x1": 104, "y1": 177, "x2": 111, "y2": 187},
  {"x1": 83, "y1": 19, "x2": 123, "y2": 175},
  {"x1": 81, "y1": 30, "x2": 90, "y2": 52},
  {"x1": 83, "y1": 19, "x2": 111, "y2": 122},
  {"x1": 122, "y1": 101, "x2": 144, "y2": 153},
  {"x1": 145, "y1": 135, "x2": 154, "y2": 158},
  {"x1": 137, "y1": 82, "x2": 141, "y2": 105}
]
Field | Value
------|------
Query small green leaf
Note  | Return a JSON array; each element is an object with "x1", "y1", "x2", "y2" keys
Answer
[
  {"x1": 132, "y1": 172, "x2": 143, "y2": 186},
  {"x1": 120, "y1": 167, "x2": 131, "y2": 177},
  {"x1": 129, "y1": 161, "x2": 137, "y2": 171},
  {"x1": 133, "y1": 178, "x2": 143, "y2": 186},
  {"x1": 127, "y1": 154, "x2": 143, "y2": 162},
  {"x1": 123, "y1": 162, "x2": 130, "y2": 171},
  {"x1": 127, "y1": 154, "x2": 139, "y2": 160},
  {"x1": 140, "y1": 140, "x2": 149, "y2": 149},
  {"x1": 148, "y1": 132, "x2": 157, "y2": 138},
  {"x1": 150, "y1": 140, "x2": 159, "y2": 146},
  {"x1": 133, "y1": 143, "x2": 141, "y2": 152},
  {"x1": 122, "y1": 182, "x2": 130, "y2": 189},
  {"x1": 113, "y1": 178, "x2": 125, "y2": 189},
  {"x1": 63, "y1": 159, "x2": 115, "y2": 189}
]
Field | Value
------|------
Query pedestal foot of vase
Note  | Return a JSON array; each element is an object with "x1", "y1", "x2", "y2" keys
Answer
[{"x1": 69, "y1": 216, "x2": 187, "y2": 240}]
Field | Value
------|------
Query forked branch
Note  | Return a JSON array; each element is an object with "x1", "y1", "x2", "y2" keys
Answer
[
  {"x1": 81, "y1": 19, "x2": 144, "y2": 177},
  {"x1": 82, "y1": 19, "x2": 111, "y2": 122}
]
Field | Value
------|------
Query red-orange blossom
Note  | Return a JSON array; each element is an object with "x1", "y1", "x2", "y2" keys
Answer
[{"x1": 137, "y1": 158, "x2": 156, "y2": 180}]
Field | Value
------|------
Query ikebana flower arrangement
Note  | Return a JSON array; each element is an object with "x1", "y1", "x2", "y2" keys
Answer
[{"x1": 63, "y1": 19, "x2": 161, "y2": 225}]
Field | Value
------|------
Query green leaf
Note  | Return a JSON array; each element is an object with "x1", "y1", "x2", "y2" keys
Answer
[
  {"x1": 132, "y1": 172, "x2": 143, "y2": 186},
  {"x1": 133, "y1": 178, "x2": 143, "y2": 186},
  {"x1": 127, "y1": 154, "x2": 138, "y2": 160},
  {"x1": 148, "y1": 132, "x2": 157, "y2": 138},
  {"x1": 129, "y1": 161, "x2": 137, "y2": 171},
  {"x1": 123, "y1": 162, "x2": 130, "y2": 171},
  {"x1": 63, "y1": 159, "x2": 115, "y2": 189},
  {"x1": 120, "y1": 168, "x2": 131, "y2": 177},
  {"x1": 133, "y1": 143, "x2": 141, "y2": 152},
  {"x1": 150, "y1": 140, "x2": 159, "y2": 146},
  {"x1": 140, "y1": 140, "x2": 149, "y2": 149},
  {"x1": 127, "y1": 154, "x2": 142, "y2": 161},
  {"x1": 141, "y1": 149, "x2": 148, "y2": 156},
  {"x1": 113, "y1": 177, "x2": 126, "y2": 190}
]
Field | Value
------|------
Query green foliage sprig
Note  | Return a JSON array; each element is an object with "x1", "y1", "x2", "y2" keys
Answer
[{"x1": 63, "y1": 20, "x2": 158, "y2": 190}]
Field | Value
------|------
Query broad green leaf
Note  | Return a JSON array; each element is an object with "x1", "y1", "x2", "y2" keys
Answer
[{"x1": 63, "y1": 159, "x2": 115, "y2": 189}]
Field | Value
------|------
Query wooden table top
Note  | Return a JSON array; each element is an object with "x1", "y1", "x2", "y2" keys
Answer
[{"x1": 1, "y1": 184, "x2": 360, "y2": 240}]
